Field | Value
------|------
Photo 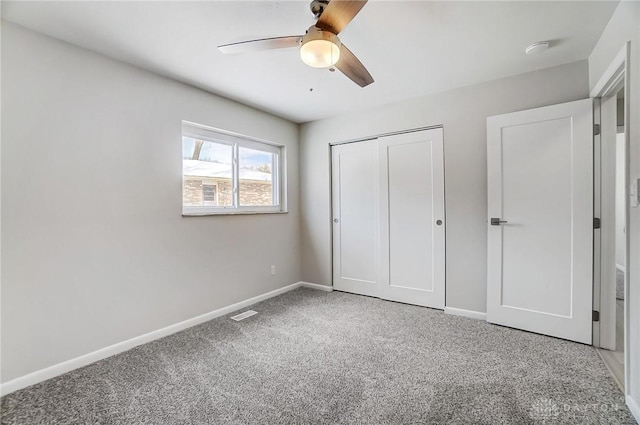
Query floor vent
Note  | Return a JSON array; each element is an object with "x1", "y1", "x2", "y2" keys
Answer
[{"x1": 231, "y1": 310, "x2": 258, "y2": 321}]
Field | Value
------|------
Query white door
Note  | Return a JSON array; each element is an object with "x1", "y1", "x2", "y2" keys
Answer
[
  {"x1": 487, "y1": 98, "x2": 593, "y2": 344},
  {"x1": 332, "y1": 140, "x2": 379, "y2": 297},
  {"x1": 379, "y1": 129, "x2": 445, "y2": 308}
]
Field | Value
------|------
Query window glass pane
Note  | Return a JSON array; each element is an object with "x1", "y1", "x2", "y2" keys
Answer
[
  {"x1": 182, "y1": 136, "x2": 233, "y2": 207},
  {"x1": 238, "y1": 146, "x2": 276, "y2": 206}
]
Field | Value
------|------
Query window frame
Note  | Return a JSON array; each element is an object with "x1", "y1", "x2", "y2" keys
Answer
[{"x1": 182, "y1": 122, "x2": 286, "y2": 216}]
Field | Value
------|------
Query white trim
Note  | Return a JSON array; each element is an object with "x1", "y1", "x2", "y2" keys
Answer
[
  {"x1": 591, "y1": 41, "x2": 632, "y2": 401},
  {"x1": 299, "y1": 281, "x2": 333, "y2": 292},
  {"x1": 0, "y1": 281, "x2": 330, "y2": 396},
  {"x1": 621, "y1": 42, "x2": 631, "y2": 403},
  {"x1": 444, "y1": 306, "x2": 487, "y2": 321},
  {"x1": 626, "y1": 395, "x2": 640, "y2": 423},
  {"x1": 590, "y1": 45, "x2": 627, "y2": 98},
  {"x1": 616, "y1": 264, "x2": 626, "y2": 273},
  {"x1": 182, "y1": 120, "x2": 283, "y2": 150},
  {"x1": 329, "y1": 125, "x2": 444, "y2": 146},
  {"x1": 593, "y1": 97, "x2": 602, "y2": 348},
  {"x1": 182, "y1": 205, "x2": 283, "y2": 216},
  {"x1": 599, "y1": 92, "x2": 619, "y2": 350}
]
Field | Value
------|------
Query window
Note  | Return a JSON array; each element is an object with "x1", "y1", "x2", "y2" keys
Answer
[
  {"x1": 182, "y1": 122, "x2": 285, "y2": 215},
  {"x1": 202, "y1": 184, "x2": 217, "y2": 205}
]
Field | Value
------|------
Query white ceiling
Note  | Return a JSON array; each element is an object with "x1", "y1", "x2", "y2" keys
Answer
[{"x1": 2, "y1": 1, "x2": 618, "y2": 123}]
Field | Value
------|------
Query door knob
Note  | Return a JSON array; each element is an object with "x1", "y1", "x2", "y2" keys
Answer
[
  {"x1": 333, "y1": 218, "x2": 339, "y2": 223},
  {"x1": 490, "y1": 217, "x2": 508, "y2": 226}
]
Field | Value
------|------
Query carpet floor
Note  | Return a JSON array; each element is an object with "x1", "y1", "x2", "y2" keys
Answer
[{"x1": 1, "y1": 288, "x2": 635, "y2": 424}]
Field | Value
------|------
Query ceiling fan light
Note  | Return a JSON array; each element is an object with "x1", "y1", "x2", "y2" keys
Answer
[
  {"x1": 301, "y1": 40, "x2": 341, "y2": 68},
  {"x1": 300, "y1": 26, "x2": 341, "y2": 68}
]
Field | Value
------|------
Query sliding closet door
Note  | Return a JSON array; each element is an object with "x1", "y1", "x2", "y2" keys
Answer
[
  {"x1": 331, "y1": 128, "x2": 445, "y2": 309},
  {"x1": 379, "y1": 129, "x2": 446, "y2": 309},
  {"x1": 332, "y1": 140, "x2": 379, "y2": 297}
]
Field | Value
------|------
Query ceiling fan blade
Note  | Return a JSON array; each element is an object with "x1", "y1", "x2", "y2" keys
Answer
[
  {"x1": 218, "y1": 36, "x2": 303, "y2": 54},
  {"x1": 335, "y1": 43, "x2": 374, "y2": 87},
  {"x1": 316, "y1": 0, "x2": 368, "y2": 35}
]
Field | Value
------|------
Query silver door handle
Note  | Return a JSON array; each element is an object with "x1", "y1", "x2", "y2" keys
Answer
[
  {"x1": 333, "y1": 218, "x2": 339, "y2": 223},
  {"x1": 490, "y1": 217, "x2": 508, "y2": 226}
]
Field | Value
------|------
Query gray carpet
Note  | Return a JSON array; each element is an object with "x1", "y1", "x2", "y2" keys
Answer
[
  {"x1": 1, "y1": 288, "x2": 635, "y2": 424},
  {"x1": 617, "y1": 268, "x2": 625, "y2": 300}
]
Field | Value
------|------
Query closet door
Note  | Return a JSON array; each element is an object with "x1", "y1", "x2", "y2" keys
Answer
[
  {"x1": 378, "y1": 129, "x2": 446, "y2": 309},
  {"x1": 331, "y1": 140, "x2": 379, "y2": 297}
]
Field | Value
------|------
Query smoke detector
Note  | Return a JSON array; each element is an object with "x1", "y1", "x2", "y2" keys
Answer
[{"x1": 525, "y1": 41, "x2": 550, "y2": 55}]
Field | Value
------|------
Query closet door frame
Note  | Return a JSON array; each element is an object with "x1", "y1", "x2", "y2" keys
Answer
[{"x1": 330, "y1": 125, "x2": 446, "y2": 309}]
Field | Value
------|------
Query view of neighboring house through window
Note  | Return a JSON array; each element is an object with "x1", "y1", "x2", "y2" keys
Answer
[
  {"x1": 182, "y1": 122, "x2": 284, "y2": 215},
  {"x1": 239, "y1": 146, "x2": 275, "y2": 206},
  {"x1": 202, "y1": 184, "x2": 217, "y2": 206}
]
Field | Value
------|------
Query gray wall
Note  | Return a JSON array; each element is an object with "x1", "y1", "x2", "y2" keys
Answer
[
  {"x1": 1, "y1": 23, "x2": 301, "y2": 382},
  {"x1": 300, "y1": 60, "x2": 589, "y2": 314},
  {"x1": 588, "y1": 0, "x2": 640, "y2": 414}
]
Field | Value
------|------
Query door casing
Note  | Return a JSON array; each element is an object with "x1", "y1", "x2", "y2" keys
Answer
[{"x1": 590, "y1": 42, "x2": 631, "y2": 398}]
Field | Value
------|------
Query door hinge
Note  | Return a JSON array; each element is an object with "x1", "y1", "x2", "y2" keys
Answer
[
  {"x1": 594, "y1": 124, "x2": 601, "y2": 136},
  {"x1": 592, "y1": 310, "x2": 600, "y2": 322},
  {"x1": 594, "y1": 217, "x2": 601, "y2": 229}
]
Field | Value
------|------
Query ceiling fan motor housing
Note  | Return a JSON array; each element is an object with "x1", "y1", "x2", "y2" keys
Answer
[{"x1": 310, "y1": 0, "x2": 330, "y2": 19}]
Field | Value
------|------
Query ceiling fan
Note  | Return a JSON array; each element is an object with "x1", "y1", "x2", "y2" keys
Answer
[{"x1": 218, "y1": 0, "x2": 374, "y2": 88}]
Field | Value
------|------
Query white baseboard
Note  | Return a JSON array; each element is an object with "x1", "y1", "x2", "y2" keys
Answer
[
  {"x1": 444, "y1": 306, "x2": 487, "y2": 321},
  {"x1": 627, "y1": 395, "x2": 640, "y2": 423},
  {"x1": 299, "y1": 281, "x2": 333, "y2": 292},
  {"x1": 0, "y1": 281, "x2": 329, "y2": 397},
  {"x1": 616, "y1": 264, "x2": 626, "y2": 273}
]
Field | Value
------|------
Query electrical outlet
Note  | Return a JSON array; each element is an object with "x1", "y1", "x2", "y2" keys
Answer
[{"x1": 270, "y1": 265, "x2": 276, "y2": 276}]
